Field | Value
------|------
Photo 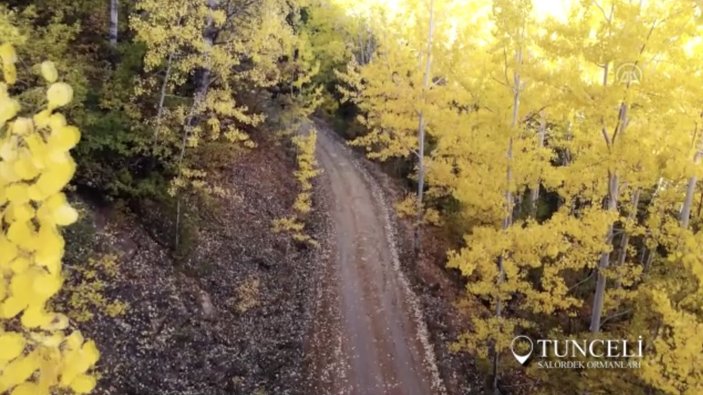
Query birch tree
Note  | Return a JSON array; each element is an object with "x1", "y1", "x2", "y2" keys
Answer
[{"x1": 109, "y1": 0, "x2": 119, "y2": 46}]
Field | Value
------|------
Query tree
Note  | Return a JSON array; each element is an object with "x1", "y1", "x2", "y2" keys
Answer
[
  {"x1": 336, "y1": 0, "x2": 703, "y2": 393},
  {"x1": 109, "y1": 0, "x2": 119, "y2": 46},
  {"x1": 336, "y1": 0, "x2": 460, "y2": 245},
  {"x1": 131, "y1": 0, "x2": 319, "y2": 247}
]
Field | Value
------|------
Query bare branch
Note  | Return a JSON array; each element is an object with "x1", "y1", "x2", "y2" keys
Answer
[{"x1": 600, "y1": 309, "x2": 633, "y2": 328}]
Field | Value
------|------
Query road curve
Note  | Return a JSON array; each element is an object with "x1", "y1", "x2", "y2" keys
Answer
[{"x1": 305, "y1": 121, "x2": 442, "y2": 395}]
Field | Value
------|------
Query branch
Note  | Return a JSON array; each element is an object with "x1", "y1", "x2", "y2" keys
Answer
[
  {"x1": 601, "y1": 126, "x2": 611, "y2": 150},
  {"x1": 431, "y1": 77, "x2": 446, "y2": 88},
  {"x1": 490, "y1": 75, "x2": 509, "y2": 88},
  {"x1": 521, "y1": 105, "x2": 549, "y2": 124},
  {"x1": 591, "y1": 0, "x2": 609, "y2": 21},
  {"x1": 600, "y1": 309, "x2": 633, "y2": 328},
  {"x1": 502, "y1": 47, "x2": 511, "y2": 87},
  {"x1": 568, "y1": 270, "x2": 595, "y2": 293}
]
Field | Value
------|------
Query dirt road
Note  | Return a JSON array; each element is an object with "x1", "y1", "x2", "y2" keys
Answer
[{"x1": 305, "y1": 122, "x2": 443, "y2": 395}]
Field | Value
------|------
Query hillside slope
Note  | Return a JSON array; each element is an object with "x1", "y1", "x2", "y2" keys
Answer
[{"x1": 62, "y1": 137, "x2": 324, "y2": 395}]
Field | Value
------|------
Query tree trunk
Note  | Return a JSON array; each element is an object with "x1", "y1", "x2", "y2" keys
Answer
[
  {"x1": 413, "y1": 0, "x2": 434, "y2": 254},
  {"x1": 175, "y1": 196, "x2": 182, "y2": 248},
  {"x1": 109, "y1": 0, "x2": 119, "y2": 46},
  {"x1": 591, "y1": 102, "x2": 628, "y2": 333},
  {"x1": 680, "y1": 150, "x2": 701, "y2": 228},
  {"x1": 492, "y1": 43, "x2": 522, "y2": 393},
  {"x1": 154, "y1": 52, "x2": 174, "y2": 145},
  {"x1": 590, "y1": 172, "x2": 618, "y2": 333},
  {"x1": 415, "y1": 113, "x2": 426, "y2": 254},
  {"x1": 613, "y1": 189, "x2": 640, "y2": 290},
  {"x1": 175, "y1": 0, "x2": 217, "y2": 249},
  {"x1": 529, "y1": 115, "x2": 546, "y2": 217},
  {"x1": 194, "y1": 0, "x2": 217, "y2": 105},
  {"x1": 617, "y1": 189, "x2": 640, "y2": 267},
  {"x1": 492, "y1": 136, "x2": 513, "y2": 394}
]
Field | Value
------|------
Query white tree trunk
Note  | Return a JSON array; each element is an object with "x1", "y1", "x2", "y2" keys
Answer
[
  {"x1": 109, "y1": 0, "x2": 119, "y2": 46},
  {"x1": 590, "y1": 172, "x2": 618, "y2": 332},
  {"x1": 179, "y1": 0, "x2": 216, "y2": 164},
  {"x1": 154, "y1": 52, "x2": 174, "y2": 144},
  {"x1": 680, "y1": 150, "x2": 701, "y2": 228},
  {"x1": 492, "y1": 43, "x2": 522, "y2": 393},
  {"x1": 413, "y1": 0, "x2": 434, "y2": 253},
  {"x1": 591, "y1": 102, "x2": 628, "y2": 333}
]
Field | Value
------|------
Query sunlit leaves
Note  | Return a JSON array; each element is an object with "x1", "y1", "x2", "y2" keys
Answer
[
  {"x1": 0, "y1": 43, "x2": 98, "y2": 394},
  {"x1": 340, "y1": 0, "x2": 703, "y2": 393},
  {"x1": 46, "y1": 83, "x2": 73, "y2": 109},
  {"x1": 40, "y1": 61, "x2": 57, "y2": 83},
  {"x1": 0, "y1": 43, "x2": 18, "y2": 84}
]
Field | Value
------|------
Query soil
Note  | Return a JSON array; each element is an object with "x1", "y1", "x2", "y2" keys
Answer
[
  {"x1": 308, "y1": 118, "x2": 484, "y2": 395},
  {"x1": 304, "y1": 122, "x2": 444, "y2": 395}
]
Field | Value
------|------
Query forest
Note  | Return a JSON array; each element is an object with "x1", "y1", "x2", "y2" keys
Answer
[{"x1": 0, "y1": 0, "x2": 702, "y2": 394}]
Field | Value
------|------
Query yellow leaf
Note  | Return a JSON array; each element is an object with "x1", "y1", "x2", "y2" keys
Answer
[
  {"x1": 11, "y1": 118, "x2": 33, "y2": 136},
  {"x1": 7, "y1": 220, "x2": 34, "y2": 250},
  {"x1": 0, "y1": 44, "x2": 17, "y2": 85},
  {"x1": 49, "y1": 126, "x2": 81, "y2": 152},
  {"x1": 6, "y1": 184, "x2": 29, "y2": 204},
  {"x1": 63, "y1": 332, "x2": 84, "y2": 351},
  {"x1": 21, "y1": 306, "x2": 52, "y2": 328},
  {"x1": 68, "y1": 374, "x2": 96, "y2": 394},
  {"x1": 48, "y1": 113, "x2": 66, "y2": 130},
  {"x1": 46, "y1": 83, "x2": 73, "y2": 109},
  {"x1": 52, "y1": 204, "x2": 78, "y2": 226},
  {"x1": 81, "y1": 341, "x2": 100, "y2": 366},
  {"x1": 10, "y1": 382, "x2": 46, "y2": 395},
  {"x1": 13, "y1": 157, "x2": 40, "y2": 180},
  {"x1": 3, "y1": 63, "x2": 17, "y2": 85},
  {"x1": 0, "y1": 352, "x2": 39, "y2": 392},
  {"x1": 0, "y1": 296, "x2": 26, "y2": 319},
  {"x1": 0, "y1": 44, "x2": 16, "y2": 64},
  {"x1": 33, "y1": 110, "x2": 52, "y2": 129},
  {"x1": 10, "y1": 257, "x2": 30, "y2": 274},
  {"x1": 0, "y1": 236, "x2": 19, "y2": 266},
  {"x1": 0, "y1": 97, "x2": 20, "y2": 125},
  {"x1": 32, "y1": 273, "x2": 62, "y2": 299},
  {"x1": 0, "y1": 332, "x2": 25, "y2": 361},
  {"x1": 40, "y1": 61, "x2": 58, "y2": 83}
]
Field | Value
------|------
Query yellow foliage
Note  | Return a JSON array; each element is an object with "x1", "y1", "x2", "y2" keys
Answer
[
  {"x1": 46, "y1": 83, "x2": 73, "y2": 110},
  {"x1": 395, "y1": 194, "x2": 442, "y2": 226},
  {"x1": 62, "y1": 254, "x2": 128, "y2": 323},
  {"x1": 0, "y1": 43, "x2": 17, "y2": 85},
  {"x1": 234, "y1": 276, "x2": 260, "y2": 313},
  {"x1": 273, "y1": 129, "x2": 321, "y2": 246},
  {"x1": 340, "y1": 1, "x2": 703, "y2": 392},
  {"x1": 0, "y1": 43, "x2": 98, "y2": 394},
  {"x1": 39, "y1": 61, "x2": 57, "y2": 83}
]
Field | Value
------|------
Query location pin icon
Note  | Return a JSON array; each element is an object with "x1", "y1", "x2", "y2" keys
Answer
[{"x1": 510, "y1": 335, "x2": 534, "y2": 365}]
